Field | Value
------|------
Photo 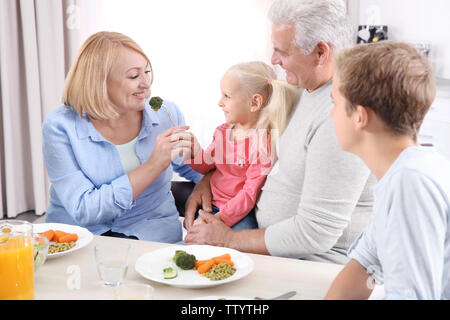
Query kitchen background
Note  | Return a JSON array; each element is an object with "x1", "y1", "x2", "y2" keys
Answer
[
  {"x1": 0, "y1": 0, "x2": 449, "y2": 219},
  {"x1": 357, "y1": 0, "x2": 450, "y2": 160}
]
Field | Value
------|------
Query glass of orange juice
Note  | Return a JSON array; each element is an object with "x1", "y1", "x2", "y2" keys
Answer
[{"x1": 0, "y1": 220, "x2": 34, "y2": 300}]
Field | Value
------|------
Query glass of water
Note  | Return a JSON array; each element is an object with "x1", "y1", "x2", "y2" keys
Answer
[
  {"x1": 114, "y1": 283, "x2": 154, "y2": 300},
  {"x1": 94, "y1": 243, "x2": 130, "y2": 286}
]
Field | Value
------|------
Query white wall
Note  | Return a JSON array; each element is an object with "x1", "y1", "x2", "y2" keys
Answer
[
  {"x1": 80, "y1": 0, "x2": 273, "y2": 148},
  {"x1": 359, "y1": 0, "x2": 450, "y2": 79}
]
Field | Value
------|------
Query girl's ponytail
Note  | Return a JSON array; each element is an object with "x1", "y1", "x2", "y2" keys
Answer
[{"x1": 256, "y1": 78, "x2": 301, "y2": 149}]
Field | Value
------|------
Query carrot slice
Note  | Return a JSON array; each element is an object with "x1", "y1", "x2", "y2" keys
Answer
[
  {"x1": 213, "y1": 258, "x2": 234, "y2": 266},
  {"x1": 212, "y1": 253, "x2": 231, "y2": 260},
  {"x1": 197, "y1": 259, "x2": 215, "y2": 274},
  {"x1": 194, "y1": 260, "x2": 210, "y2": 269},
  {"x1": 53, "y1": 230, "x2": 69, "y2": 242},
  {"x1": 39, "y1": 230, "x2": 55, "y2": 242},
  {"x1": 58, "y1": 233, "x2": 78, "y2": 243}
]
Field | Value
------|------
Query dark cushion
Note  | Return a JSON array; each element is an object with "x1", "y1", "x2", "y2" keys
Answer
[{"x1": 171, "y1": 181, "x2": 195, "y2": 217}]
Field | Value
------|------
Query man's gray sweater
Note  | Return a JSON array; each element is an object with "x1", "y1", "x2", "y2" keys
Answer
[{"x1": 256, "y1": 80, "x2": 376, "y2": 265}]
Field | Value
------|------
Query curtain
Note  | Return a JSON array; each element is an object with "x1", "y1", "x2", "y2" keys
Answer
[{"x1": 0, "y1": 0, "x2": 82, "y2": 218}]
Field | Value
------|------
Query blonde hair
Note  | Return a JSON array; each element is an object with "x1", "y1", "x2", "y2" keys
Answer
[
  {"x1": 62, "y1": 31, "x2": 153, "y2": 120},
  {"x1": 335, "y1": 41, "x2": 436, "y2": 140},
  {"x1": 227, "y1": 61, "x2": 301, "y2": 148}
]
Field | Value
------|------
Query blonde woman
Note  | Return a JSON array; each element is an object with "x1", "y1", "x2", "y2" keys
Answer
[
  {"x1": 184, "y1": 61, "x2": 300, "y2": 231},
  {"x1": 42, "y1": 31, "x2": 201, "y2": 242}
]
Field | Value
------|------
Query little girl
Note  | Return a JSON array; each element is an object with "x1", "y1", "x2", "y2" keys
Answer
[{"x1": 185, "y1": 61, "x2": 300, "y2": 230}]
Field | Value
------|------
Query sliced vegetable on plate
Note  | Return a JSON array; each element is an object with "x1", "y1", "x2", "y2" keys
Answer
[
  {"x1": 135, "y1": 245, "x2": 254, "y2": 288},
  {"x1": 168, "y1": 250, "x2": 237, "y2": 281},
  {"x1": 33, "y1": 223, "x2": 94, "y2": 258},
  {"x1": 38, "y1": 229, "x2": 79, "y2": 254},
  {"x1": 163, "y1": 267, "x2": 178, "y2": 279},
  {"x1": 195, "y1": 253, "x2": 236, "y2": 278},
  {"x1": 173, "y1": 250, "x2": 196, "y2": 270}
]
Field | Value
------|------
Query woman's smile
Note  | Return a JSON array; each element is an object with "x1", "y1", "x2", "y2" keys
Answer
[{"x1": 133, "y1": 91, "x2": 146, "y2": 100}]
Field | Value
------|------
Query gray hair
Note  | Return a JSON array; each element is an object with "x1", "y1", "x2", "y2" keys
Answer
[{"x1": 268, "y1": 0, "x2": 355, "y2": 55}]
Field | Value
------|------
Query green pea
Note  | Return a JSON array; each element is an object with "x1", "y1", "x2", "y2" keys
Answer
[
  {"x1": 49, "y1": 241, "x2": 75, "y2": 254},
  {"x1": 202, "y1": 263, "x2": 236, "y2": 281}
]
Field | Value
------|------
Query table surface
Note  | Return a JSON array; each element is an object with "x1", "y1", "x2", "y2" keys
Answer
[{"x1": 34, "y1": 235, "x2": 345, "y2": 300}]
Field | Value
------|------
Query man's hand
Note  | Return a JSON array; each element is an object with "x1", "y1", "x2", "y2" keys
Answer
[
  {"x1": 186, "y1": 210, "x2": 270, "y2": 255},
  {"x1": 185, "y1": 211, "x2": 232, "y2": 247},
  {"x1": 183, "y1": 171, "x2": 214, "y2": 231}
]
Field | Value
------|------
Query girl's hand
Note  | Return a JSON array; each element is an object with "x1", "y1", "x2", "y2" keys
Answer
[
  {"x1": 185, "y1": 211, "x2": 232, "y2": 247},
  {"x1": 183, "y1": 132, "x2": 201, "y2": 161},
  {"x1": 192, "y1": 210, "x2": 221, "y2": 227},
  {"x1": 212, "y1": 211, "x2": 222, "y2": 221},
  {"x1": 193, "y1": 217, "x2": 206, "y2": 226},
  {"x1": 147, "y1": 126, "x2": 192, "y2": 170},
  {"x1": 129, "y1": 126, "x2": 194, "y2": 200}
]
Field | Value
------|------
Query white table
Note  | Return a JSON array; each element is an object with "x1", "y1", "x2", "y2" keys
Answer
[{"x1": 34, "y1": 235, "x2": 345, "y2": 300}]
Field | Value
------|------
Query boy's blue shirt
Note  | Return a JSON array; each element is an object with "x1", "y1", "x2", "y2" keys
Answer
[
  {"x1": 348, "y1": 146, "x2": 450, "y2": 300},
  {"x1": 42, "y1": 100, "x2": 201, "y2": 243}
]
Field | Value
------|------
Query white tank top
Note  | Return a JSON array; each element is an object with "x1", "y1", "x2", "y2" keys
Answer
[{"x1": 115, "y1": 136, "x2": 141, "y2": 174}]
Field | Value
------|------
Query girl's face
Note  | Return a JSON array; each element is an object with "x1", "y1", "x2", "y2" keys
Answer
[
  {"x1": 107, "y1": 47, "x2": 151, "y2": 115},
  {"x1": 218, "y1": 72, "x2": 253, "y2": 126}
]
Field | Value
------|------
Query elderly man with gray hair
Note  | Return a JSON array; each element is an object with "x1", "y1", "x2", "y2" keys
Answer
[{"x1": 185, "y1": 0, "x2": 375, "y2": 265}]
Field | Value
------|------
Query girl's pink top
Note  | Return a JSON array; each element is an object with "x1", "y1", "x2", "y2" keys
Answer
[{"x1": 186, "y1": 123, "x2": 272, "y2": 227}]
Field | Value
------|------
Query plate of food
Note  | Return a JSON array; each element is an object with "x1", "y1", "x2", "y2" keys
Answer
[
  {"x1": 135, "y1": 245, "x2": 254, "y2": 288},
  {"x1": 33, "y1": 223, "x2": 94, "y2": 258}
]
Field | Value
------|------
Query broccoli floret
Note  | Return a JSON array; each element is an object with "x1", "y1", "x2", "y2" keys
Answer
[
  {"x1": 172, "y1": 250, "x2": 196, "y2": 270},
  {"x1": 173, "y1": 250, "x2": 186, "y2": 263},
  {"x1": 175, "y1": 253, "x2": 196, "y2": 270},
  {"x1": 149, "y1": 96, "x2": 163, "y2": 111}
]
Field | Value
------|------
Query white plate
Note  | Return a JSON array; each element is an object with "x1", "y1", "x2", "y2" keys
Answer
[
  {"x1": 135, "y1": 245, "x2": 254, "y2": 288},
  {"x1": 33, "y1": 223, "x2": 94, "y2": 259}
]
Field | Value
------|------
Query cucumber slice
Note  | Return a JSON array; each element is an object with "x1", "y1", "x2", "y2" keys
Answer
[{"x1": 163, "y1": 267, "x2": 177, "y2": 279}]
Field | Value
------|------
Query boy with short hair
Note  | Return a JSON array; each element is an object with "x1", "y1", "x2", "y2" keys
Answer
[{"x1": 325, "y1": 40, "x2": 450, "y2": 300}]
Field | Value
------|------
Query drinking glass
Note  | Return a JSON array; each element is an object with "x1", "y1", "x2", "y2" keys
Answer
[
  {"x1": 94, "y1": 243, "x2": 130, "y2": 286},
  {"x1": 114, "y1": 283, "x2": 154, "y2": 300},
  {"x1": 0, "y1": 220, "x2": 35, "y2": 300}
]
